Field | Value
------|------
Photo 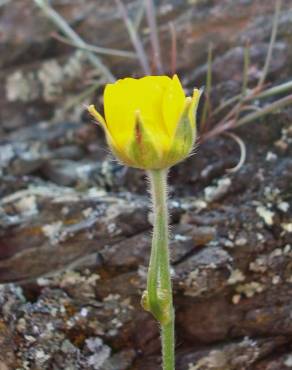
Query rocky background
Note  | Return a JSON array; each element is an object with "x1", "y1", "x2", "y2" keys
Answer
[{"x1": 0, "y1": 0, "x2": 292, "y2": 369}]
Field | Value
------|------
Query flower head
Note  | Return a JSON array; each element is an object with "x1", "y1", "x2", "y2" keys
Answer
[{"x1": 88, "y1": 75, "x2": 201, "y2": 170}]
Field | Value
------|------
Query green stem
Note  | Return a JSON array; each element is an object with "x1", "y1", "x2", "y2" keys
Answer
[
  {"x1": 147, "y1": 169, "x2": 175, "y2": 370},
  {"x1": 161, "y1": 318, "x2": 175, "y2": 370}
]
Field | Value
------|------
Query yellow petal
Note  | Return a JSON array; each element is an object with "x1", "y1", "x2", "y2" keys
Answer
[
  {"x1": 162, "y1": 74, "x2": 186, "y2": 137},
  {"x1": 88, "y1": 104, "x2": 132, "y2": 164},
  {"x1": 104, "y1": 76, "x2": 171, "y2": 150},
  {"x1": 135, "y1": 77, "x2": 171, "y2": 147},
  {"x1": 91, "y1": 75, "x2": 200, "y2": 169},
  {"x1": 104, "y1": 79, "x2": 138, "y2": 147}
]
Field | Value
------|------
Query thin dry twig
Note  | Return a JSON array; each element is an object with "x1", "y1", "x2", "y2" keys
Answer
[
  {"x1": 224, "y1": 132, "x2": 247, "y2": 173},
  {"x1": 0, "y1": 0, "x2": 10, "y2": 6},
  {"x1": 257, "y1": 0, "x2": 282, "y2": 88},
  {"x1": 236, "y1": 94, "x2": 292, "y2": 127},
  {"x1": 201, "y1": 119, "x2": 235, "y2": 142},
  {"x1": 34, "y1": 0, "x2": 115, "y2": 82},
  {"x1": 239, "y1": 105, "x2": 262, "y2": 113},
  {"x1": 115, "y1": 0, "x2": 151, "y2": 75},
  {"x1": 64, "y1": 82, "x2": 101, "y2": 112},
  {"x1": 241, "y1": 42, "x2": 250, "y2": 97},
  {"x1": 203, "y1": 0, "x2": 286, "y2": 143},
  {"x1": 202, "y1": 91, "x2": 292, "y2": 142},
  {"x1": 211, "y1": 94, "x2": 242, "y2": 117},
  {"x1": 144, "y1": 0, "x2": 164, "y2": 74},
  {"x1": 212, "y1": 79, "x2": 292, "y2": 119},
  {"x1": 216, "y1": 92, "x2": 246, "y2": 130},
  {"x1": 251, "y1": 80, "x2": 292, "y2": 100},
  {"x1": 134, "y1": 0, "x2": 145, "y2": 30},
  {"x1": 51, "y1": 32, "x2": 138, "y2": 59},
  {"x1": 169, "y1": 22, "x2": 177, "y2": 76},
  {"x1": 201, "y1": 43, "x2": 213, "y2": 131}
]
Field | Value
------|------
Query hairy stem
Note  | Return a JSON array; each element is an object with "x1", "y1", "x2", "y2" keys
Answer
[{"x1": 147, "y1": 169, "x2": 175, "y2": 370}]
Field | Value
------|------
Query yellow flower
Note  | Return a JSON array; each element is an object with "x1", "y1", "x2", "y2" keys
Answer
[{"x1": 88, "y1": 75, "x2": 201, "y2": 170}]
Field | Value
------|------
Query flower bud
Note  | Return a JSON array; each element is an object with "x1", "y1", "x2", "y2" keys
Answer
[{"x1": 89, "y1": 75, "x2": 201, "y2": 170}]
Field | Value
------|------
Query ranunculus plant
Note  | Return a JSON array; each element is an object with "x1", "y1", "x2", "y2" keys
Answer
[{"x1": 89, "y1": 75, "x2": 201, "y2": 370}]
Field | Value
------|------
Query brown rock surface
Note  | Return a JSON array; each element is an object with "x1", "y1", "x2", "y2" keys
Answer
[
  {"x1": 0, "y1": 0, "x2": 292, "y2": 369},
  {"x1": 1, "y1": 0, "x2": 292, "y2": 130}
]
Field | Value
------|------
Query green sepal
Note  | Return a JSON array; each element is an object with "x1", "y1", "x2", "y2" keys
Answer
[
  {"x1": 128, "y1": 111, "x2": 160, "y2": 169},
  {"x1": 166, "y1": 99, "x2": 195, "y2": 166}
]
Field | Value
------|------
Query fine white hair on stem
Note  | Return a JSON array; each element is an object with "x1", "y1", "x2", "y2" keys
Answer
[{"x1": 187, "y1": 139, "x2": 200, "y2": 160}]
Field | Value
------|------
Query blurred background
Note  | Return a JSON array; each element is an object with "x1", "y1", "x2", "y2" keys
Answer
[{"x1": 0, "y1": 0, "x2": 291, "y2": 369}]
